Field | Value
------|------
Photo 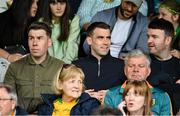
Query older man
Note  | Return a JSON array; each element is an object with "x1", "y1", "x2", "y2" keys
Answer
[
  {"x1": 0, "y1": 83, "x2": 27, "y2": 115},
  {"x1": 104, "y1": 49, "x2": 172, "y2": 115}
]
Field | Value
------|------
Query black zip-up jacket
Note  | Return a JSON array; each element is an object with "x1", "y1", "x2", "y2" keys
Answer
[{"x1": 73, "y1": 55, "x2": 126, "y2": 91}]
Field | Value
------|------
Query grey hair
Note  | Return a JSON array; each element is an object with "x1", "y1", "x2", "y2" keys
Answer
[
  {"x1": 0, "y1": 83, "x2": 17, "y2": 104},
  {"x1": 124, "y1": 49, "x2": 151, "y2": 67}
]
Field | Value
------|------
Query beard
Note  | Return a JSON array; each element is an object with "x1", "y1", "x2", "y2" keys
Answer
[{"x1": 119, "y1": 4, "x2": 135, "y2": 20}]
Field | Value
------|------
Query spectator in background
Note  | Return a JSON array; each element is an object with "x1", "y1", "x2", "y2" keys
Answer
[
  {"x1": 4, "y1": 22, "x2": 64, "y2": 113},
  {"x1": 77, "y1": 0, "x2": 148, "y2": 30},
  {"x1": 73, "y1": 22, "x2": 125, "y2": 103},
  {"x1": 118, "y1": 80, "x2": 152, "y2": 116},
  {"x1": 0, "y1": 0, "x2": 42, "y2": 62},
  {"x1": 104, "y1": 49, "x2": 172, "y2": 115},
  {"x1": 0, "y1": 58, "x2": 10, "y2": 82},
  {"x1": 158, "y1": 0, "x2": 180, "y2": 58},
  {"x1": 146, "y1": 0, "x2": 165, "y2": 18},
  {"x1": 91, "y1": 106, "x2": 123, "y2": 115},
  {"x1": 147, "y1": 18, "x2": 180, "y2": 114},
  {"x1": 68, "y1": 0, "x2": 82, "y2": 17},
  {"x1": 0, "y1": 0, "x2": 8, "y2": 13},
  {"x1": 83, "y1": 0, "x2": 149, "y2": 59},
  {"x1": 0, "y1": 83, "x2": 28, "y2": 115},
  {"x1": 38, "y1": 64, "x2": 100, "y2": 115},
  {"x1": 41, "y1": 0, "x2": 80, "y2": 64}
]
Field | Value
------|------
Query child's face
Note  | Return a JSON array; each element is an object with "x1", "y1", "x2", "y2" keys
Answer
[{"x1": 61, "y1": 76, "x2": 83, "y2": 102}]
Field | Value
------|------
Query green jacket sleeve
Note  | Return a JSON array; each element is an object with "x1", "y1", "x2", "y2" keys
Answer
[{"x1": 61, "y1": 15, "x2": 80, "y2": 64}]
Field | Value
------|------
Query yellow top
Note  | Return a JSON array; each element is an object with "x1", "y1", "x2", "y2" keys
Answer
[{"x1": 52, "y1": 98, "x2": 78, "y2": 116}]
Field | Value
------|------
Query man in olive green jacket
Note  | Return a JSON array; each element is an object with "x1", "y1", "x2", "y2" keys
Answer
[{"x1": 4, "y1": 22, "x2": 64, "y2": 113}]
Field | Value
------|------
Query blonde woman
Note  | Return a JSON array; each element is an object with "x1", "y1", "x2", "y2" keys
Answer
[{"x1": 38, "y1": 64, "x2": 100, "y2": 115}]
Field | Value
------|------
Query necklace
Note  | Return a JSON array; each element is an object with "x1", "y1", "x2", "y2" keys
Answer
[{"x1": 104, "y1": 0, "x2": 114, "y2": 3}]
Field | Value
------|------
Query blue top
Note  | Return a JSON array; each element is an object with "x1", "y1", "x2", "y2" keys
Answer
[{"x1": 104, "y1": 81, "x2": 173, "y2": 115}]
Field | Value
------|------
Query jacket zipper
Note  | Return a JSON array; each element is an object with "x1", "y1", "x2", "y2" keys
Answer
[{"x1": 98, "y1": 61, "x2": 100, "y2": 77}]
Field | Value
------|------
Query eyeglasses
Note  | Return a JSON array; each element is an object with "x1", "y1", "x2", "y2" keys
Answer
[{"x1": 0, "y1": 98, "x2": 13, "y2": 101}]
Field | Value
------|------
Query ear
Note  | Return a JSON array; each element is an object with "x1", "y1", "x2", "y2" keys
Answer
[
  {"x1": 48, "y1": 38, "x2": 52, "y2": 47},
  {"x1": 172, "y1": 14, "x2": 179, "y2": 23},
  {"x1": 165, "y1": 36, "x2": 172, "y2": 46},
  {"x1": 86, "y1": 36, "x2": 92, "y2": 46}
]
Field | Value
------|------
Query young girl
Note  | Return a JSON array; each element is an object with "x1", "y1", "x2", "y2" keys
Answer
[
  {"x1": 118, "y1": 80, "x2": 152, "y2": 116},
  {"x1": 42, "y1": 0, "x2": 80, "y2": 63},
  {"x1": 38, "y1": 64, "x2": 100, "y2": 115}
]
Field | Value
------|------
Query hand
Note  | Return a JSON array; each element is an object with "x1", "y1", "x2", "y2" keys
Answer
[
  {"x1": 176, "y1": 79, "x2": 180, "y2": 84},
  {"x1": 85, "y1": 89, "x2": 98, "y2": 98},
  {"x1": 171, "y1": 49, "x2": 180, "y2": 59},
  {"x1": 7, "y1": 53, "x2": 23, "y2": 62},
  {"x1": 118, "y1": 101, "x2": 127, "y2": 116},
  {"x1": 97, "y1": 90, "x2": 108, "y2": 103}
]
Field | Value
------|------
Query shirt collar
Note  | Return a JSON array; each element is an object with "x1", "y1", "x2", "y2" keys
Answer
[{"x1": 28, "y1": 53, "x2": 51, "y2": 67}]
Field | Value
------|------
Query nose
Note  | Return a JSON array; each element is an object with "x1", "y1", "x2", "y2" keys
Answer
[
  {"x1": 57, "y1": 3, "x2": 61, "y2": 9},
  {"x1": 147, "y1": 36, "x2": 153, "y2": 43},
  {"x1": 127, "y1": 4, "x2": 133, "y2": 11},
  {"x1": 133, "y1": 66, "x2": 139, "y2": 72},
  {"x1": 32, "y1": 39, "x2": 38, "y2": 46}
]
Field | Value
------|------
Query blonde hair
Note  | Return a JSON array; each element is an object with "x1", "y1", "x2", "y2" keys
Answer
[
  {"x1": 123, "y1": 80, "x2": 152, "y2": 115},
  {"x1": 52, "y1": 64, "x2": 85, "y2": 95}
]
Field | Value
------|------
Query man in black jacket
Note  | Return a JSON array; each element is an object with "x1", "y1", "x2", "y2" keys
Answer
[
  {"x1": 73, "y1": 22, "x2": 126, "y2": 103},
  {"x1": 147, "y1": 18, "x2": 180, "y2": 114}
]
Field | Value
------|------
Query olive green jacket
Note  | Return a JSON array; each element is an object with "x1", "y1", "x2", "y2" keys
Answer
[{"x1": 4, "y1": 54, "x2": 64, "y2": 113}]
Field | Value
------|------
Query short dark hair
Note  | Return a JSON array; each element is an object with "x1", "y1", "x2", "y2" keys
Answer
[
  {"x1": 27, "y1": 22, "x2": 52, "y2": 37},
  {"x1": 148, "y1": 18, "x2": 175, "y2": 38},
  {"x1": 86, "y1": 22, "x2": 111, "y2": 36}
]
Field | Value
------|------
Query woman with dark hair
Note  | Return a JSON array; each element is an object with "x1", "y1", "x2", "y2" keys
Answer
[
  {"x1": 0, "y1": 0, "x2": 41, "y2": 62},
  {"x1": 41, "y1": 0, "x2": 80, "y2": 63}
]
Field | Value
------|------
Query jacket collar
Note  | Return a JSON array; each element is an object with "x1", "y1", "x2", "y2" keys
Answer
[
  {"x1": 41, "y1": 92, "x2": 99, "y2": 106},
  {"x1": 87, "y1": 54, "x2": 111, "y2": 62},
  {"x1": 27, "y1": 53, "x2": 51, "y2": 67}
]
